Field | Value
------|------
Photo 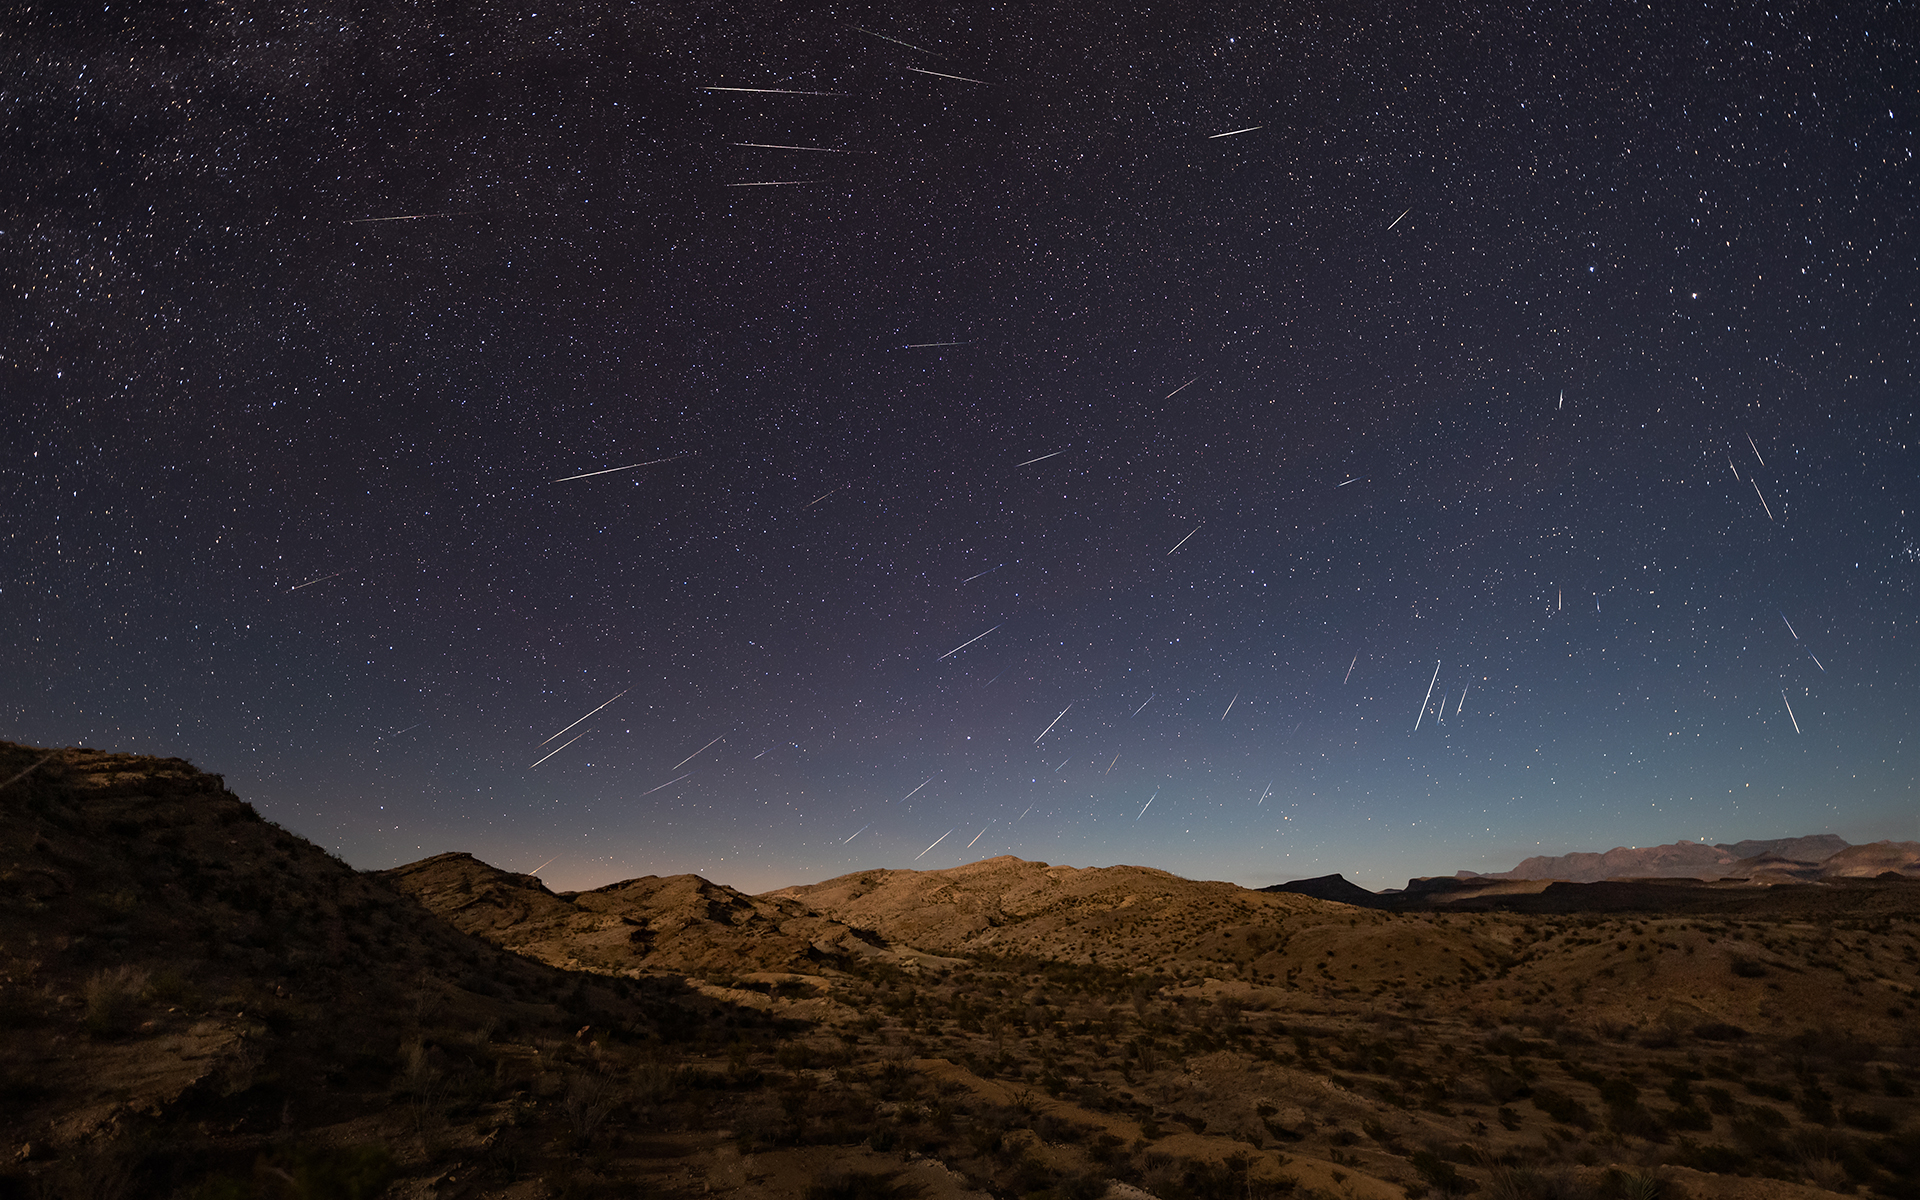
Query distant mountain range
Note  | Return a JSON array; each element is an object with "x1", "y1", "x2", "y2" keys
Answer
[
  {"x1": 1482, "y1": 834, "x2": 1919, "y2": 884},
  {"x1": 1266, "y1": 833, "x2": 1920, "y2": 912}
]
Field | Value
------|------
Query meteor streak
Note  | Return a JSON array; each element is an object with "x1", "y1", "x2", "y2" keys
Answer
[
  {"x1": 804, "y1": 484, "x2": 845, "y2": 508},
  {"x1": 939, "y1": 623, "x2": 1002, "y2": 659},
  {"x1": 904, "y1": 340, "x2": 967, "y2": 347},
  {"x1": 1344, "y1": 654, "x2": 1358, "y2": 684},
  {"x1": 1166, "y1": 525, "x2": 1202, "y2": 555},
  {"x1": 702, "y1": 86, "x2": 849, "y2": 95},
  {"x1": 1136, "y1": 789, "x2": 1159, "y2": 820},
  {"x1": 1386, "y1": 207, "x2": 1411, "y2": 230},
  {"x1": 552, "y1": 454, "x2": 688, "y2": 483},
  {"x1": 966, "y1": 822, "x2": 993, "y2": 848},
  {"x1": 672, "y1": 735, "x2": 724, "y2": 771},
  {"x1": 1132, "y1": 693, "x2": 1155, "y2": 716},
  {"x1": 1751, "y1": 479, "x2": 1775, "y2": 521},
  {"x1": 732, "y1": 142, "x2": 865, "y2": 153},
  {"x1": 641, "y1": 773, "x2": 692, "y2": 795},
  {"x1": 725, "y1": 180, "x2": 821, "y2": 187},
  {"x1": 1033, "y1": 703, "x2": 1073, "y2": 744},
  {"x1": 1208, "y1": 125, "x2": 1263, "y2": 138},
  {"x1": 1336, "y1": 477, "x2": 1364, "y2": 487},
  {"x1": 1165, "y1": 377, "x2": 1198, "y2": 398},
  {"x1": 1257, "y1": 780, "x2": 1273, "y2": 806},
  {"x1": 961, "y1": 564, "x2": 1002, "y2": 583},
  {"x1": 527, "y1": 855, "x2": 561, "y2": 876},
  {"x1": 349, "y1": 211, "x2": 470, "y2": 223},
  {"x1": 529, "y1": 732, "x2": 587, "y2": 768},
  {"x1": 907, "y1": 67, "x2": 988, "y2": 84},
  {"x1": 289, "y1": 572, "x2": 342, "y2": 591},
  {"x1": 542, "y1": 690, "x2": 629, "y2": 745},
  {"x1": 1413, "y1": 661, "x2": 1441, "y2": 732},
  {"x1": 850, "y1": 25, "x2": 936, "y2": 54},
  {"x1": 1016, "y1": 449, "x2": 1064, "y2": 466},
  {"x1": 843, "y1": 823, "x2": 871, "y2": 844},
  {"x1": 1748, "y1": 434, "x2": 1765, "y2": 466},
  {"x1": 915, "y1": 828, "x2": 955, "y2": 860},
  {"x1": 1221, "y1": 691, "x2": 1239, "y2": 720},
  {"x1": 1457, "y1": 683, "x2": 1469, "y2": 714},
  {"x1": 1780, "y1": 611, "x2": 1799, "y2": 639},
  {"x1": 1105, "y1": 752, "x2": 1121, "y2": 775},
  {"x1": 894, "y1": 776, "x2": 934, "y2": 804},
  {"x1": 1780, "y1": 691, "x2": 1801, "y2": 734}
]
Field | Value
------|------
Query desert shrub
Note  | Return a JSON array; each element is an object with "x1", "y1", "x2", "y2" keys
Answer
[
  {"x1": 1142, "y1": 1152, "x2": 1292, "y2": 1200},
  {"x1": 148, "y1": 967, "x2": 199, "y2": 1007},
  {"x1": 1839, "y1": 1105, "x2": 1895, "y2": 1134},
  {"x1": 1668, "y1": 1137, "x2": 1752, "y2": 1174},
  {"x1": 1797, "y1": 1082, "x2": 1836, "y2": 1126},
  {"x1": 1411, "y1": 1149, "x2": 1475, "y2": 1196},
  {"x1": 804, "y1": 1171, "x2": 922, "y2": 1200},
  {"x1": 271, "y1": 1145, "x2": 395, "y2": 1200},
  {"x1": 1729, "y1": 1114, "x2": 1787, "y2": 1158},
  {"x1": 82, "y1": 965, "x2": 149, "y2": 1038},
  {"x1": 1595, "y1": 1167, "x2": 1681, "y2": 1199},
  {"x1": 1531, "y1": 1088, "x2": 1594, "y2": 1129},
  {"x1": 1662, "y1": 1106, "x2": 1712, "y2": 1133},
  {"x1": 564, "y1": 1072, "x2": 618, "y2": 1142},
  {"x1": 189, "y1": 1145, "x2": 394, "y2": 1200},
  {"x1": 1609, "y1": 1104, "x2": 1669, "y2": 1142},
  {"x1": 1486, "y1": 1067, "x2": 1532, "y2": 1103},
  {"x1": 1786, "y1": 1027, "x2": 1879, "y2": 1063},
  {"x1": 1729, "y1": 958, "x2": 1767, "y2": 978},
  {"x1": 1691, "y1": 1023, "x2": 1747, "y2": 1042},
  {"x1": 1484, "y1": 1165, "x2": 1594, "y2": 1200},
  {"x1": 774, "y1": 1042, "x2": 819, "y2": 1071}
]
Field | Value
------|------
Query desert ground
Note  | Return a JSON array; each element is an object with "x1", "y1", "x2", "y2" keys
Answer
[{"x1": 2, "y1": 740, "x2": 1916, "y2": 1199}]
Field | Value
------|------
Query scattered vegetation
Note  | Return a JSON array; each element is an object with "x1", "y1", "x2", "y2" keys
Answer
[{"x1": 4, "y1": 740, "x2": 1918, "y2": 1198}]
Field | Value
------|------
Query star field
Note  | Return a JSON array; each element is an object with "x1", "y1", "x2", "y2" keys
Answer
[{"x1": 5, "y1": 0, "x2": 1916, "y2": 893}]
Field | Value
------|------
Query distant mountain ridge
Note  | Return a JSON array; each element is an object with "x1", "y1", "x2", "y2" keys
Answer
[
  {"x1": 1264, "y1": 833, "x2": 1920, "y2": 911},
  {"x1": 1490, "y1": 833, "x2": 1862, "y2": 883}
]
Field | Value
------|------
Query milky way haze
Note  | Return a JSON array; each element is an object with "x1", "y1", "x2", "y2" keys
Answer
[{"x1": 7, "y1": 1, "x2": 1915, "y2": 892}]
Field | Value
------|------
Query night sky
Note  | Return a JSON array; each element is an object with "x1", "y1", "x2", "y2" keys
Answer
[{"x1": 7, "y1": 1, "x2": 1916, "y2": 894}]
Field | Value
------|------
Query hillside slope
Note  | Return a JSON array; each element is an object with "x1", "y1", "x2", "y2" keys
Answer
[
  {"x1": 765, "y1": 854, "x2": 1353, "y2": 968},
  {"x1": 383, "y1": 851, "x2": 929, "y2": 984}
]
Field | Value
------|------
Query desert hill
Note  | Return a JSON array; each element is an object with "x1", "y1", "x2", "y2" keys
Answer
[
  {"x1": 8, "y1": 739, "x2": 1920, "y2": 1200},
  {"x1": 0, "y1": 743, "x2": 797, "y2": 1198},
  {"x1": 383, "y1": 851, "x2": 945, "y2": 989},
  {"x1": 763, "y1": 854, "x2": 1352, "y2": 970}
]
